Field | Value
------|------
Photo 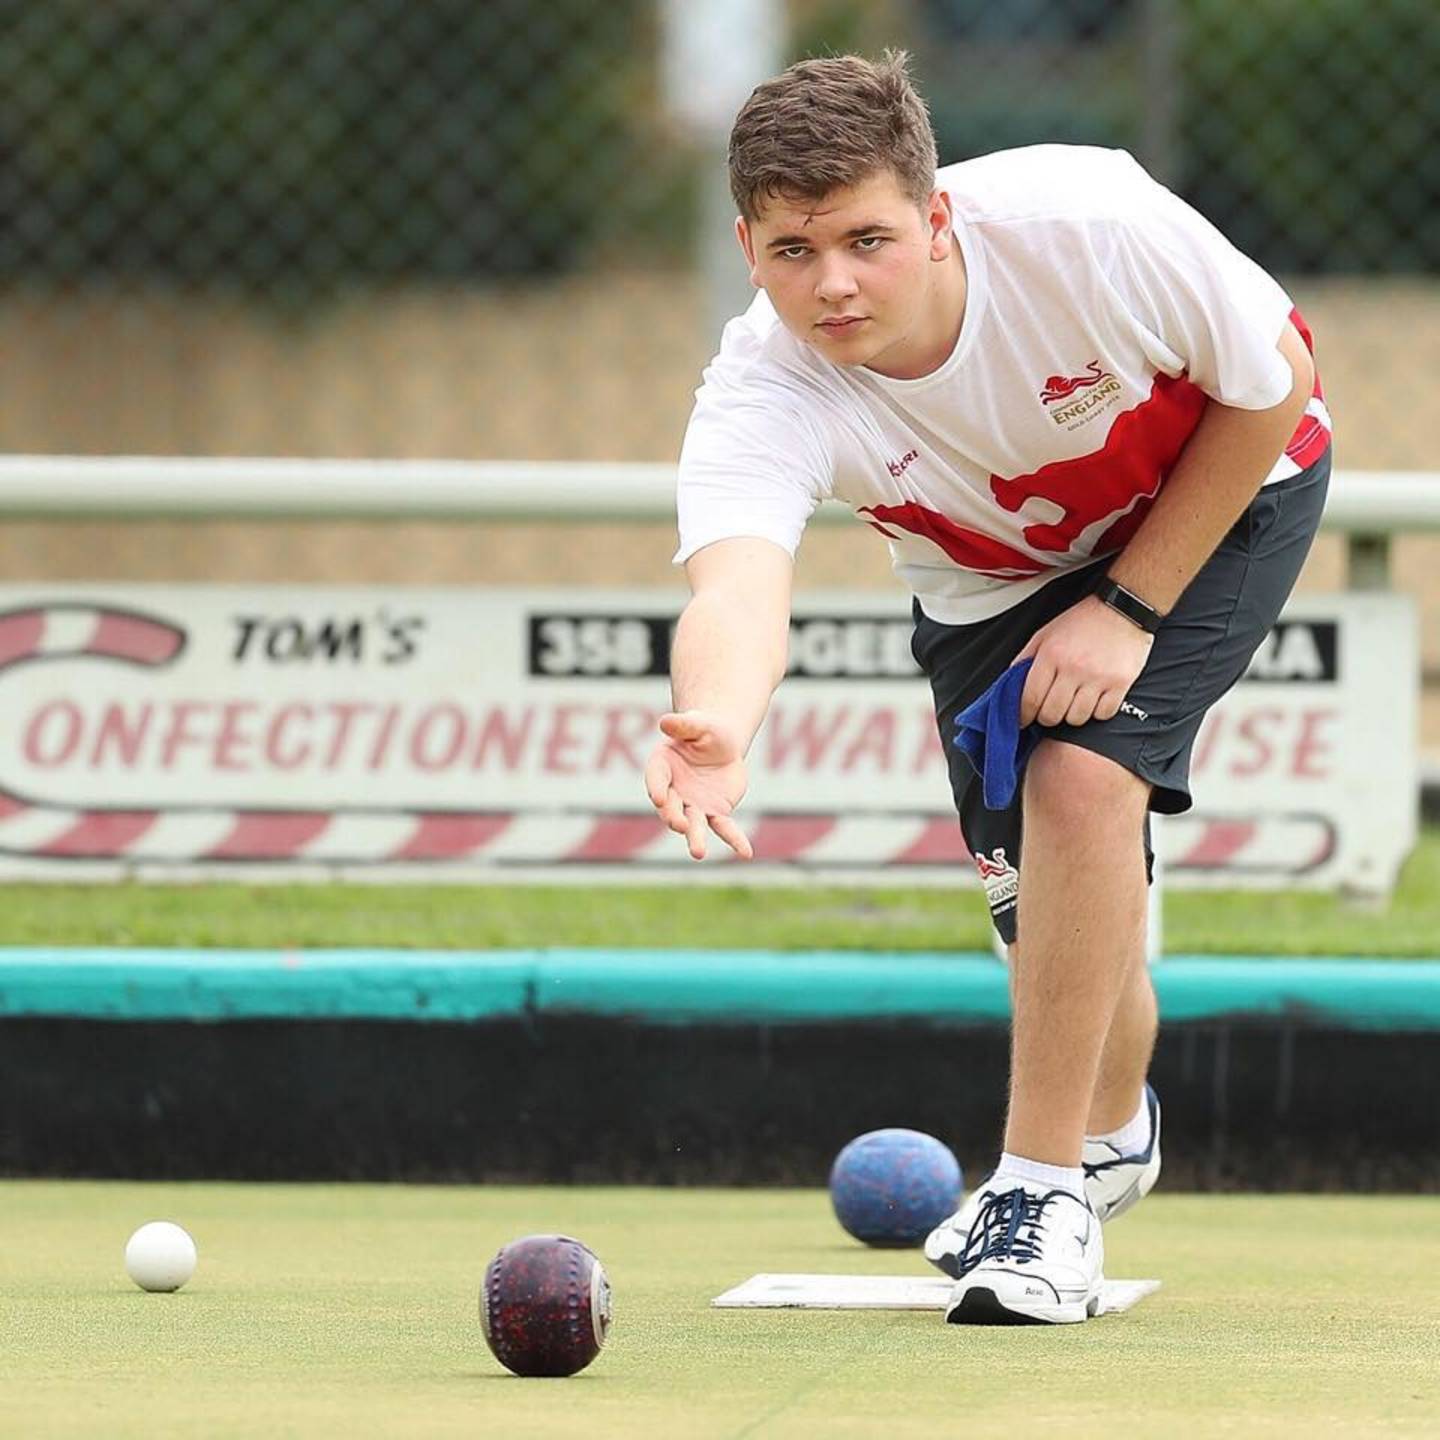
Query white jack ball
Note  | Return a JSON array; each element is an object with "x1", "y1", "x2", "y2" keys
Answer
[{"x1": 124, "y1": 1221, "x2": 198, "y2": 1292}]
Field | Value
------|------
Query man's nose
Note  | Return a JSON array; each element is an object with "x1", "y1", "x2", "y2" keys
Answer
[{"x1": 814, "y1": 254, "x2": 859, "y2": 303}]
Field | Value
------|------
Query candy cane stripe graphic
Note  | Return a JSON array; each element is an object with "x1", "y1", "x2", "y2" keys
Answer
[
  {"x1": 39, "y1": 811, "x2": 158, "y2": 857},
  {"x1": 0, "y1": 604, "x2": 186, "y2": 667}
]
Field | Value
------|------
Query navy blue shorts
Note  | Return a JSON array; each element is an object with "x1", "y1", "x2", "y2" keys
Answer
[{"x1": 912, "y1": 449, "x2": 1331, "y2": 943}]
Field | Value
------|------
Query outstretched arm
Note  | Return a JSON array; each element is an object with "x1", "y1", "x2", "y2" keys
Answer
[{"x1": 644, "y1": 537, "x2": 793, "y2": 859}]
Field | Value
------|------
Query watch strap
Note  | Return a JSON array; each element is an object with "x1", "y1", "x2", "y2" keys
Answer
[{"x1": 1097, "y1": 578, "x2": 1163, "y2": 634}]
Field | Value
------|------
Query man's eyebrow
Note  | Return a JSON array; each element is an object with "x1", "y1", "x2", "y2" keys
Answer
[{"x1": 764, "y1": 222, "x2": 898, "y2": 250}]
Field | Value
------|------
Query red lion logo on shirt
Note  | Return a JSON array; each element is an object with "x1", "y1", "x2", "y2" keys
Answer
[{"x1": 1039, "y1": 360, "x2": 1111, "y2": 405}]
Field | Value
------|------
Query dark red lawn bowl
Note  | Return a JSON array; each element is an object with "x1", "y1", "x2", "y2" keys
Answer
[{"x1": 479, "y1": 1234, "x2": 612, "y2": 1377}]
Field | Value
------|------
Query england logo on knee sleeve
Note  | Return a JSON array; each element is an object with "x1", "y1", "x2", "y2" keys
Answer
[{"x1": 975, "y1": 846, "x2": 1019, "y2": 913}]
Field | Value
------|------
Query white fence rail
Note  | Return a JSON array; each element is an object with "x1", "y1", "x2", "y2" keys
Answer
[{"x1": 1, "y1": 454, "x2": 1438, "y2": 583}]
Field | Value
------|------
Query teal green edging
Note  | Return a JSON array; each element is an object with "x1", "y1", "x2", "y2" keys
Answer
[{"x1": 1, "y1": 949, "x2": 1440, "y2": 1029}]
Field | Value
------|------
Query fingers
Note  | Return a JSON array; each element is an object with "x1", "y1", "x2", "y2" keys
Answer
[
  {"x1": 643, "y1": 749, "x2": 671, "y2": 810},
  {"x1": 1029, "y1": 675, "x2": 1133, "y2": 727},
  {"x1": 1018, "y1": 657, "x2": 1054, "y2": 727},
  {"x1": 1093, "y1": 688, "x2": 1125, "y2": 722},
  {"x1": 644, "y1": 751, "x2": 688, "y2": 835},
  {"x1": 1036, "y1": 676, "x2": 1079, "y2": 727},
  {"x1": 710, "y1": 812, "x2": 754, "y2": 861},
  {"x1": 683, "y1": 802, "x2": 708, "y2": 861},
  {"x1": 648, "y1": 715, "x2": 748, "y2": 860},
  {"x1": 1063, "y1": 684, "x2": 1103, "y2": 727}
]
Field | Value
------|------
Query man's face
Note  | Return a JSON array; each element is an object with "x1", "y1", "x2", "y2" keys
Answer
[{"x1": 736, "y1": 170, "x2": 954, "y2": 375}]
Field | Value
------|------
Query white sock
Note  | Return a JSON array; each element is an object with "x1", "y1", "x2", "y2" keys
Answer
[
  {"x1": 1087, "y1": 1090, "x2": 1150, "y2": 1154},
  {"x1": 993, "y1": 1152, "x2": 1084, "y2": 1197}
]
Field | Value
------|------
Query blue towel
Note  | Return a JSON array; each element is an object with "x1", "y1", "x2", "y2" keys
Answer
[{"x1": 953, "y1": 659, "x2": 1039, "y2": 810}]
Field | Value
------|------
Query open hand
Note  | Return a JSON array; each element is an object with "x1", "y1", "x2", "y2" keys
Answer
[
  {"x1": 1016, "y1": 594, "x2": 1154, "y2": 728},
  {"x1": 643, "y1": 710, "x2": 753, "y2": 860}
]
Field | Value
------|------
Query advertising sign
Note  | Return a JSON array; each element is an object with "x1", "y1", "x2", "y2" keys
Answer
[{"x1": 0, "y1": 585, "x2": 1417, "y2": 892}]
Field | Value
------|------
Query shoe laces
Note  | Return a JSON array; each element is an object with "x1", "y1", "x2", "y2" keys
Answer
[{"x1": 957, "y1": 1186, "x2": 1063, "y2": 1272}]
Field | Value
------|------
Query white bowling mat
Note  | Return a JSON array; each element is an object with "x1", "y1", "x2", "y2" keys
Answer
[{"x1": 712, "y1": 1274, "x2": 1160, "y2": 1314}]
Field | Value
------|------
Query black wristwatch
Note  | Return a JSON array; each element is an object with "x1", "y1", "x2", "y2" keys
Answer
[{"x1": 1096, "y1": 577, "x2": 1164, "y2": 634}]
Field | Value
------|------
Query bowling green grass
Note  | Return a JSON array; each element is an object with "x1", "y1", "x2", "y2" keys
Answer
[
  {"x1": 4, "y1": 1183, "x2": 1438, "y2": 1440},
  {"x1": 0, "y1": 827, "x2": 1437, "y2": 956}
]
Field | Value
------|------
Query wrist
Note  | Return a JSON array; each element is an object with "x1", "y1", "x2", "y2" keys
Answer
[{"x1": 1096, "y1": 577, "x2": 1164, "y2": 635}]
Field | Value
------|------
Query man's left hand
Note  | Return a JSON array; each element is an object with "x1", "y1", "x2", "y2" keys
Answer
[{"x1": 1015, "y1": 594, "x2": 1155, "y2": 728}]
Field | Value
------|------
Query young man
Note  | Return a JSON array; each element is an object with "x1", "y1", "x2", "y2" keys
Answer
[{"x1": 643, "y1": 52, "x2": 1330, "y2": 1324}]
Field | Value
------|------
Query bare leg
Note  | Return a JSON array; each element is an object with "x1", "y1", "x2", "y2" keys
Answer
[
  {"x1": 1006, "y1": 934, "x2": 1156, "y2": 1138},
  {"x1": 1088, "y1": 951, "x2": 1157, "y2": 1134},
  {"x1": 1002, "y1": 740, "x2": 1151, "y2": 1167}
]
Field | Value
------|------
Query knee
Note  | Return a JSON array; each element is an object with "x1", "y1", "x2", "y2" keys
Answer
[{"x1": 1024, "y1": 741, "x2": 1148, "y2": 830}]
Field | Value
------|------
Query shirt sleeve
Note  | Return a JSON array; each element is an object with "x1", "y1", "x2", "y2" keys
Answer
[
  {"x1": 673, "y1": 374, "x2": 832, "y2": 566},
  {"x1": 1107, "y1": 174, "x2": 1296, "y2": 412}
]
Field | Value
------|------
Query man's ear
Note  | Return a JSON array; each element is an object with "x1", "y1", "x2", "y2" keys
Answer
[
  {"x1": 736, "y1": 216, "x2": 762, "y2": 287},
  {"x1": 926, "y1": 188, "x2": 954, "y2": 261}
]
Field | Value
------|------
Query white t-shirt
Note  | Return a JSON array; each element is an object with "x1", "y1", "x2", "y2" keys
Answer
[{"x1": 675, "y1": 145, "x2": 1332, "y2": 623}]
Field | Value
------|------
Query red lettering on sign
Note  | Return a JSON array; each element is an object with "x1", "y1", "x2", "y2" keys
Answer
[
  {"x1": 471, "y1": 707, "x2": 534, "y2": 770},
  {"x1": 91, "y1": 702, "x2": 154, "y2": 768},
  {"x1": 159, "y1": 702, "x2": 210, "y2": 767},
  {"x1": 597, "y1": 706, "x2": 656, "y2": 772},
  {"x1": 411, "y1": 704, "x2": 466, "y2": 771},
  {"x1": 766, "y1": 707, "x2": 852, "y2": 770},
  {"x1": 365, "y1": 705, "x2": 401, "y2": 770},
  {"x1": 322, "y1": 702, "x2": 373, "y2": 769},
  {"x1": 840, "y1": 709, "x2": 896, "y2": 772},
  {"x1": 472, "y1": 707, "x2": 535, "y2": 771},
  {"x1": 1291, "y1": 709, "x2": 1336, "y2": 779},
  {"x1": 1192, "y1": 705, "x2": 1339, "y2": 782},
  {"x1": 214, "y1": 702, "x2": 258, "y2": 771},
  {"x1": 1230, "y1": 708, "x2": 1283, "y2": 778},
  {"x1": 24, "y1": 699, "x2": 82, "y2": 767},
  {"x1": 543, "y1": 705, "x2": 584, "y2": 774},
  {"x1": 267, "y1": 704, "x2": 314, "y2": 770}
]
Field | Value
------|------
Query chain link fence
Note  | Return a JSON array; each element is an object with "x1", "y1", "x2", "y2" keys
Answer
[
  {"x1": 2, "y1": 0, "x2": 1436, "y2": 466},
  {"x1": 1, "y1": 1, "x2": 1437, "y2": 739}
]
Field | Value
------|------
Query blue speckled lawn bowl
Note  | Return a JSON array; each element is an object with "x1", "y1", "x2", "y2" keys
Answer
[{"x1": 828, "y1": 1129, "x2": 964, "y2": 1247}]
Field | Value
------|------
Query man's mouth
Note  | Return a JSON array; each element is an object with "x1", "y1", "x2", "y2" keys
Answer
[{"x1": 816, "y1": 315, "x2": 867, "y2": 334}]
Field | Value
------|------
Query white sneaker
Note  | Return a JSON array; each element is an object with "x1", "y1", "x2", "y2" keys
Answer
[
  {"x1": 934, "y1": 1179, "x2": 1103, "y2": 1326},
  {"x1": 1083, "y1": 1084, "x2": 1162, "y2": 1223}
]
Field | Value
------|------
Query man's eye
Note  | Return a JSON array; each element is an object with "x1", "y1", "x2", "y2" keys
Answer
[
  {"x1": 854, "y1": 236, "x2": 885, "y2": 251},
  {"x1": 779, "y1": 246, "x2": 809, "y2": 260}
]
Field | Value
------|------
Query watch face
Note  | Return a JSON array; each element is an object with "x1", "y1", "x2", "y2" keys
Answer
[{"x1": 1101, "y1": 581, "x2": 1160, "y2": 632}]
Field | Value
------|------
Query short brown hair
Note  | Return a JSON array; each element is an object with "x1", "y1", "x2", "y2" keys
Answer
[{"x1": 728, "y1": 50, "x2": 939, "y2": 221}]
